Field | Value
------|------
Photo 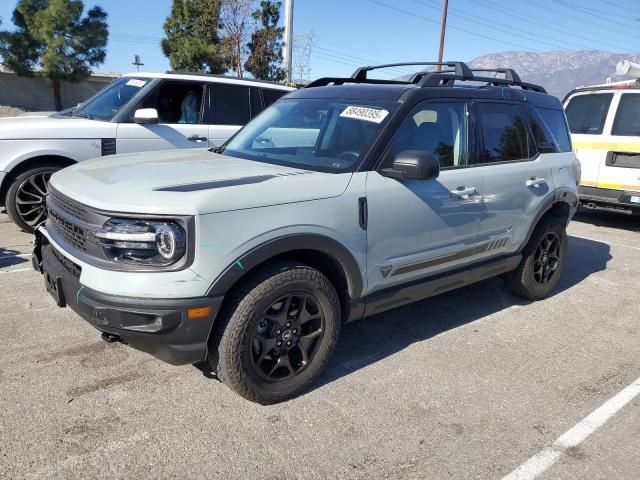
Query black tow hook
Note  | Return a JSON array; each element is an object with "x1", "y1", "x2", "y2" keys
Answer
[{"x1": 101, "y1": 332, "x2": 121, "y2": 343}]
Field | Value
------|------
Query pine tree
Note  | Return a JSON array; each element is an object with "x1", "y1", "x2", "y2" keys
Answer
[
  {"x1": 0, "y1": 0, "x2": 109, "y2": 111},
  {"x1": 162, "y1": 0, "x2": 228, "y2": 74},
  {"x1": 244, "y1": 0, "x2": 285, "y2": 81}
]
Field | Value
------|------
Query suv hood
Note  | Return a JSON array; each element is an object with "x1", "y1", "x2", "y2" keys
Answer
[
  {"x1": 0, "y1": 115, "x2": 115, "y2": 140},
  {"x1": 50, "y1": 149, "x2": 352, "y2": 215}
]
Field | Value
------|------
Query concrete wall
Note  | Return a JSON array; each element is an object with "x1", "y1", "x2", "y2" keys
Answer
[{"x1": 0, "y1": 71, "x2": 118, "y2": 111}]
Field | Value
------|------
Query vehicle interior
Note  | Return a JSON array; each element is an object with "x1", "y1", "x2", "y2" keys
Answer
[{"x1": 136, "y1": 82, "x2": 204, "y2": 124}]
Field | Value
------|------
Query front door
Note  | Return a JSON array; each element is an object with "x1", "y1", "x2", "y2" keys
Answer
[
  {"x1": 116, "y1": 80, "x2": 211, "y2": 154},
  {"x1": 366, "y1": 100, "x2": 485, "y2": 294}
]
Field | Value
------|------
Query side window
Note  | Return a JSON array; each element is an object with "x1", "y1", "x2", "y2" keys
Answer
[
  {"x1": 474, "y1": 103, "x2": 530, "y2": 164},
  {"x1": 565, "y1": 93, "x2": 613, "y2": 135},
  {"x1": 612, "y1": 93, "x2": 640, "y2": 136},
  {"x1": 263, "y1": 88, "x2": 288, "y2": 108},
  {"x1": 537, "y1": 108, "x2": 572, "y2": 152},
  {"x1": 213, "y1": 84, "x2": 250, "y2": 125},
  {"x1": 386, "y1": 101, "x2": 468, "y2": 169},
  {"x1": 137, "y1": 81, "x2": 205, "y2": 124},
  {"x1": 250, "y1": 87, "x2": 263, "y2": 118}
]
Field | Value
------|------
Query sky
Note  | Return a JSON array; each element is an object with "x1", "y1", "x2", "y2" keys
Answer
[{"x1": 1, "y1": 0, "x2": 639, "y2": 80}]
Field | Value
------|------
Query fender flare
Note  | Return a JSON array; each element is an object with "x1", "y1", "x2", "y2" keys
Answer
[
  {"x1": 206, "y1": 233, "x2": 364, "y2": 299},
  {"x1": 517, "y1": 189, "x2": 578, "y2": 253}
]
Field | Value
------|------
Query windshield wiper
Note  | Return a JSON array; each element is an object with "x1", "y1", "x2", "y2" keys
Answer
[{"x1": 209, "y1": 146, "x2": 224, "y2": 154}]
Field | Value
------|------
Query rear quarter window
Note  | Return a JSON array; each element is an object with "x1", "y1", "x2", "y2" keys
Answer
[
  {"x1": 612, "y1": 93, "x2": 640, "y2": 136},
  {"x1": 537, "y1": 108, "x2": 572, "y2": 152},
  {"x1": 565, "y1": 93, "x2": 613, "y2": 135}
]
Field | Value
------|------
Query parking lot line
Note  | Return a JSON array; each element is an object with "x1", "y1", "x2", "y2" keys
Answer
[
  {"x1": 501, "y1": 375, "x2": 640, "y2": 480},
  {"x1": 0, "y1": 267, "x2": 33, "y2": 274},
  {"x1": 0, "y1": 253, "x2": 31, "y2": 260}
]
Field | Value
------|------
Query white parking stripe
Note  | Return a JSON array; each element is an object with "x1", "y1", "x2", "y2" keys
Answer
[
  {"x1": 0, "y1": 267, "x2": 33, "y2": 274},
  {"x1": 502, "y1": 375, "x2": 640, "y2": 480},
  {"x1": 0, "y1": 253, "x2": 31, "y2": 259}
]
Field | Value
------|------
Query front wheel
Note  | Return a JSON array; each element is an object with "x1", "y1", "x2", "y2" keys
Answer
[
  {"x1": 506, "y1": 217, "x2": 567, "y2": 301},
  {"x1": 5, "y1": 165, "x2": 59, "y2": 233},
  {"x1": 214, "y1": 263, "x2": 341, "y2": 404}
]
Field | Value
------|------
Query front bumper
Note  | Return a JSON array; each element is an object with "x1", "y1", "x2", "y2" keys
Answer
[
  {"x1": 578, "y1": 185, "x2": 640, "y2": 212},
  {"x1": 33, "y1": 229, "x2": 223, "y2": 365}
]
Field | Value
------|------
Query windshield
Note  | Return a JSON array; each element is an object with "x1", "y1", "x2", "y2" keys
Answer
[
  {"x1": 222, "y1": 98, "x2": 396, "y2": 172},
  {"x1": 73, "y1": 77, "x2": 151, "y2": 121}
]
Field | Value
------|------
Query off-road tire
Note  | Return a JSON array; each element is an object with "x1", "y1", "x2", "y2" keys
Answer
[
  {"x1": 6, "y1": 164, "x2": 61, "y2": 233},
  {"x1": 214, "y1": 262, "x2": 341, "y2": 404},
  {"x1": 506, "y1": 216, "x2": 567, "y2": 301}
]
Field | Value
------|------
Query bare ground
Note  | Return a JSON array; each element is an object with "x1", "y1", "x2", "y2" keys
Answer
[{"x1": 0, "y1": 105, "x2": 25, "y2": 117}]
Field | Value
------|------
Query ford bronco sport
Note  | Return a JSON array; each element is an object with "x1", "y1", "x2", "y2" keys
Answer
[{"x1": 33, "y1": 62, "x2": 580, "y2": 403}]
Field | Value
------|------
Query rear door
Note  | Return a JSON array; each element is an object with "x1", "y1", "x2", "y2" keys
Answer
[
  {"x1": 116, "y1": 80, "x2": 210, "y2": 153},
  {"x1": 472, "y1": 101, "x2": 555, "y2": 257},
  {"x1": 564, "y1": 91, "x2": 614, "y2": 191},
  {"x1": 597, "y1": 92, "x2": 640, "y2": 194}
]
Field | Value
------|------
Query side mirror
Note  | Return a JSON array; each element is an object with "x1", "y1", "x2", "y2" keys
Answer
[
  {"x1": 381, "y1": 150, "x2": 440, "y2": 181},
  {"x1": 133, "y1": 108, "x2": 159, "y2": 124}
]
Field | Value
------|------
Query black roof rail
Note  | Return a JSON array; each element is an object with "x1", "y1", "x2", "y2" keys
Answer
[
  {"x1": 351, "y1": 61, "x2": 474, "y2": 81},
  {"x1": 469, "y1": 68, "x2": 521, "y2": 83},
  {"x1": 304, "y1": 60, "x2": 546, "y2": 93}
]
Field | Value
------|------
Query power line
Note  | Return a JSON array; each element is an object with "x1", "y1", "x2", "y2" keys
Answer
[
  {"x1": 366, "y1": 0, "x2": 544, "y2": 52},
  {"x1": 412, "y1": 0, "x2": 579, "y2": 51},
  {"x1": 553, "y1": 0, "x2": 639, "y2": 22},
  {"x1": 463, "y1": 0, "x2": 632, "y2": 52}
]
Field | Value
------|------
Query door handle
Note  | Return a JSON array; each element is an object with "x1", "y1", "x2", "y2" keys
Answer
[
  {"x1": 526, "y1": 177, "x2": 546, "y2": 188},
  {"x1": 450, "y1": 186, "x2": 478, "y2": 198},
  {"x1": 188, "y1": 135, "x2": 208, "y2": 143}
]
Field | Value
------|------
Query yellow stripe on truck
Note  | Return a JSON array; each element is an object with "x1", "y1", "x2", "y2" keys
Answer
[
  {"x1": 573, "y1": 142, "x2": 640, "y2": 153},
  {"x1": 580, "y1": 180, "x2": 640, "y2": 192}
]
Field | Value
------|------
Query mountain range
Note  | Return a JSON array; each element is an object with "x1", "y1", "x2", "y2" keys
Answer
[{"x1": 468, "y1": 50, "x2": 640, "y2": 99}]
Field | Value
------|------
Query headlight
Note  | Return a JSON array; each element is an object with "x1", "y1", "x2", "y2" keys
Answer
[{"x1": 96, "y1": 218, "x2": 186, "y2": 266}]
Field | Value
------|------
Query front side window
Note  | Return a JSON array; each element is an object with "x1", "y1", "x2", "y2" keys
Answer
[
  {"x1": 475, "y1": 103, "x2": 530, "y2": 164},
  {"x1": 72, "y1": 77, "x2": 151, "y2": 121},
  {"x1": 385, "y1": 101, "x2": 467, "y2": 169},
  {"x1": 222, "y1": 99, "x2": 395, "y2": 172},
  {"x1": 565, "y1": 93, "x2": 613, "y2": 135},
  {"x1": 612, "y1": 93, "x2": 640, "y2": 136},
  {"x1": 137, "y1": 81, "x2": 204, "y2": 124}
]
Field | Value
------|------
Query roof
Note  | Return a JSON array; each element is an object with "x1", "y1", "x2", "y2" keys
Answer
[
  {"x1": 121, "y1": 71, "x2": 294, "y2": 91},
  {"x1": 287, "y1": 83, "x2": 414, "y2": 103}
]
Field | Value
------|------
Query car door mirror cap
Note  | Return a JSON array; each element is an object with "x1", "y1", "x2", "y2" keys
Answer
[
  {"x1": 134, "y1": 108, "x2": 159, "y2": 124},
  {"x1": 381, "y1": 150, "x2": 440, "y2": 181}
]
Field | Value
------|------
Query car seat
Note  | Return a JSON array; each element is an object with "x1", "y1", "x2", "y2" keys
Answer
[{"x1": 179, "y1": 90, "x2": 201, "y2": 124}]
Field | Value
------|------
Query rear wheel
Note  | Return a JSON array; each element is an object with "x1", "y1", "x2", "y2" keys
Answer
[
  {"x1": 506, "y1": 217, "x2": 567, "y2": 301},
  {"x1": 214, "y1": 262, "x2": 341, "y2": 404},
  {"x1": 6, "y1": 165, "x2": 60, "y2": 233}
]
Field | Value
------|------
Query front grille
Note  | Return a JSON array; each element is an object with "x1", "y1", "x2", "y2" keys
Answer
[
  {"x1": 48, "y1": 207, "x2": 87, "y2": 251},
  {"x1": 49, "y1": 189, "x2": 89, "y2": 221}
]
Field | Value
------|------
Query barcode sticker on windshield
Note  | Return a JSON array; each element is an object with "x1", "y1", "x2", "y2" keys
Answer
[
  {"x1": 340, "y1": 106, "x2": 389, "y2": 124},
  {"x1": 126, "y1": 79, "x2": 147, "y2": 88}
]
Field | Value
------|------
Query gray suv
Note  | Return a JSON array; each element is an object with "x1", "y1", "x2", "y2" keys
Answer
[{"x1": 33, "y1": 62, "x2": 580, "y2": 403}]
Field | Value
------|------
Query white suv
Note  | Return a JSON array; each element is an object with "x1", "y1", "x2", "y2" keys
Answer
[{"x1": 0, "y1": 72, "x2": 293, "y2": 232}]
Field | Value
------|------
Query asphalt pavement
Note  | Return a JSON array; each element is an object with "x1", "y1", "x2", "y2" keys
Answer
[{"x1": 0, "y1": 209, "x2": 638, "y2": 479}]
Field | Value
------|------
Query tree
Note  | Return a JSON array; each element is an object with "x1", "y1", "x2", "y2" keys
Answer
[
  {"x1": 220, "y1": 0, "x2": 254, "y2": 78},
  {"x1": 0, "y1": 0, "x2": 108, "y2": 111},
  {"x1": 244, "y1": 0, "x2": 285, "y2": 81},
  {"x1": 161, "y1": 0, "x2": 228, "y2": 74}
]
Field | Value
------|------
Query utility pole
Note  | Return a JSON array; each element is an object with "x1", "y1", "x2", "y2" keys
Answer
[
  {"x1": 436, "y1": 0, "x2": 449, "y2": 71},
  {"x1": 282, "y1": 0, "x2": 294, "y2": 83},
  {"x1": 132, "y1": 55, "x2": 144, "y2": 72}
]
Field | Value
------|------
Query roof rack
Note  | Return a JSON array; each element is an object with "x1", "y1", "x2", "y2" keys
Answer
[{"x1": 304, "y1": 61, "x2": 546, "y2": 93}]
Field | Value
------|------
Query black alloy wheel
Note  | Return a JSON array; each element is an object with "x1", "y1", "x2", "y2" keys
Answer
[
  {"x1": 532, "y1": 232, "x2": 561, "y2": 285},
  {"x1": 250, "y1": 293, "x2": 325, "y2": 382},
  {"x1": 6, "y1": 165, "x2": 60, "y2": 233}
]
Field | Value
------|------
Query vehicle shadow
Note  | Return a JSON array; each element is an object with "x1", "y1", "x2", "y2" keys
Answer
[
  {"x1": 309, "y1": 234, "x2": 612, "y2": 392},
  {"x1": 573, "y1": 208, "x2": 640, "y2": 232},
  {"x1": 0, "y1": 246, "x2": 28, "y2": 268}
]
